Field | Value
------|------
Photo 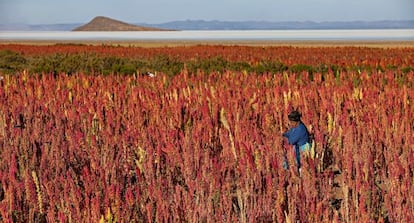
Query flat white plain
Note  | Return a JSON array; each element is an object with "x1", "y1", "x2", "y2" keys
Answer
[{"x1": 0, "y1": 29, "x2": 413, "y2": 41}]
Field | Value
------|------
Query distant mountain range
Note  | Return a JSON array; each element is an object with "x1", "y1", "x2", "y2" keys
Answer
[
  {"x1": 1, "y1": 17, "x2": 413, "y2": 31},
  {"x1": 140, "y1": 20, "x2": 414, "y2": 30}
]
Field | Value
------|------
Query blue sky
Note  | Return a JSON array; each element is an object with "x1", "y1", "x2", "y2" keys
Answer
[{"x1": 0, "y1": 0, "x2": 413, "y2": 25}]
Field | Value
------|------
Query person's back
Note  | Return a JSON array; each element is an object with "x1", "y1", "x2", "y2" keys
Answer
[{"x1": 283, "y1": 121, "x2": 309, "y2": 150}]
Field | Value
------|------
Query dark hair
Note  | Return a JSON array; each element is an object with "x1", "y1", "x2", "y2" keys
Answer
[{"x1": 288, "y1": 110, "x2": 302, "y2": 122}]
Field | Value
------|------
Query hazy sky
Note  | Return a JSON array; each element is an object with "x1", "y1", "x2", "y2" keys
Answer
[{"x1": 0, "y1": 0, "x2": 413, "y2": 24}]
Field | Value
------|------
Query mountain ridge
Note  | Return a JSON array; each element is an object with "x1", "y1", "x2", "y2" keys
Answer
[{"x1": 72, "y1": 16, "x2": 170, "y2": 31}]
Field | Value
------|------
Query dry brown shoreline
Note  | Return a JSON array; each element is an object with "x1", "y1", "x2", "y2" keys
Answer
[{"x1": 1, "y1": 39, "x2": 414, "y2": 48}]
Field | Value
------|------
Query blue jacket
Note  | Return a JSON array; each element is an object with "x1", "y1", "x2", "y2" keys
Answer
[{"x1": 283, "y1": 122, "x2": 310, "y2": 149}]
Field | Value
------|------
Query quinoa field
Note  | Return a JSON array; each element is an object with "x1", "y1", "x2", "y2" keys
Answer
[{"x1": 0, "y1": 44, "x2": 413, "y2": 222}]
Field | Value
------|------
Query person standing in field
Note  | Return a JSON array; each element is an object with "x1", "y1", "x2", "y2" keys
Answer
[{"x1": 282, "y1": 110, "x2": 313, "y2": 172}]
